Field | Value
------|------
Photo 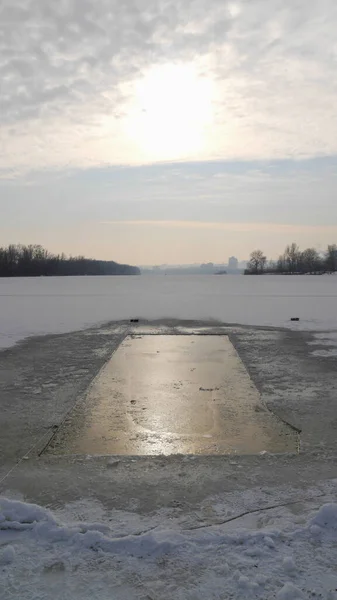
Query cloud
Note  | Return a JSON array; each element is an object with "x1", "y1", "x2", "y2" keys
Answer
[
  {"x1": 100, "y1": 219, "x2": 337, "y2": 235},
  {"x1": 2, "y1": 157, "x2": 337, "y2": 235},
  {"x1": 1, "y1": 0, "x2": 337, "y2": 175}
]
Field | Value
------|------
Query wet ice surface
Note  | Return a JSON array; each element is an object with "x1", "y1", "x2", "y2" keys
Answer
[
  {"x1": 47, "y1": 335, "x2": 297, "y2": 456},
  {"x1": 0, "y1": 274, "x2": 337, "y2": 349}
]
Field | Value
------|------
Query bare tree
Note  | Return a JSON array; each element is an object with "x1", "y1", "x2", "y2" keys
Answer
[
  {"x1": 301, "y1": 248, "x2": 321, "y2": 274},
  {"x1": 247, "y1": 249, "x2": 267, "y2": 274},
  {"x1": 325, "y1": 244, "x2": 337, "y2": 273},
  {"x1": 0, "y1": 244, "x2": 140, "y2": 277},
  {"x1": 244, "y1": 241, "x2": 337, "y2": 275},
  {"x1": 284, "y1": 243, "x2": 301, "y2": 273},
  {"x1": 276, "y1": 254, "x2": 286, "y2": 273}
]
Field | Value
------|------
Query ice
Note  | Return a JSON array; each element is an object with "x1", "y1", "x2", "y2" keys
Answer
[{"x1": 1, "y1": 274, "x2": 337, "y2": 349}]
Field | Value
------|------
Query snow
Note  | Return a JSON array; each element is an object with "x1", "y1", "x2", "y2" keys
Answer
[
  {"x1": 311, "y1": 349, "x2": 337, "y2": 357},
  {"x1": 308, "y1": 332, "x2": 337, "y2": 357},
  {"x1": 1, "y1": 495, "x2": 337, "y2": 599},
  {"x1": 282, "y1": 556, "x2": 297, "y2": 574},
  {"x1": 1, "y1": 274, "x2": 337, "y2": 349},
  {"x1": 276, "y1": 582, "x2": 305, "y2": 599},
  {"x1": 312, "y1": 503, "x2": 337, "y2": 531},
  {"x1": 0, "y1": 545, "x2": 15, "y2": 566}
]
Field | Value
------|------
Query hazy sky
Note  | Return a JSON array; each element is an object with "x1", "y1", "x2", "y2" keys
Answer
[{"x1": 1, "y1": 0, "x2": 337, "y2": 265}]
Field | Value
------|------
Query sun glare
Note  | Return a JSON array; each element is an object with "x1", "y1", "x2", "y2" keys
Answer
[{"x1": 123, "y1": 63, "x2": 214, "y2": 160}]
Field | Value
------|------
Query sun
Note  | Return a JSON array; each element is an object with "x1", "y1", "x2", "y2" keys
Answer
[{"x1": 123, "y1": 63, "x2": 214, "y2": 160}]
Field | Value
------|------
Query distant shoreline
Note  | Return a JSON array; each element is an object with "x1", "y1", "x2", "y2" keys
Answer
[
  {"x1": 0, "y1": 244, "x2": 140, "y2": 277},
  {"x1": 245, "y1": 243, "x2": 337, "y2": 276},
  {"x1": 245, "y1": 271, "x2": 336, "y2": 276}
]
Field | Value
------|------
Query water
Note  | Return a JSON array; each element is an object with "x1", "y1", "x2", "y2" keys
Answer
[{"x1": 0, "y1": 274, "x2": 337, "y2": 349}]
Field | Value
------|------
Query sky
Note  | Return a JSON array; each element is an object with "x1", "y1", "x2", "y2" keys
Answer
[{"x1": 1, "y1": 0, "x2": 337, "y2": 265}]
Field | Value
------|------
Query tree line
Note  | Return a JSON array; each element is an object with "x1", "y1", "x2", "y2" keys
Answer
[
  {"x1": 0, "y1": 244, "x2": 140, "y2": 277},
  {"x1": 245, "y1": 243, "x2": 337, "y2": 275}
]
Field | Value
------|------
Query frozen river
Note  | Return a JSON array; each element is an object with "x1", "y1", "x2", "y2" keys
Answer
[{"x1": 0, "y1": 274, "x2": 337, "y2": 348}]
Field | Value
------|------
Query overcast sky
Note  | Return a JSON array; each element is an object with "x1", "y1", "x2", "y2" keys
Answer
[{"x1": 1, "y1": 0, "x2": 337, "y2": 265}]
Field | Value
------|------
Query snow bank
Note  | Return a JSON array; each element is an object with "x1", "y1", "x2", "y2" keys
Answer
[
  {"x1": 0, "y1": 498, "x2": 183, "y2": 558},
  {"x1": 276, "y1": 582, "x2": 305, "y2": 599},
  {"x1": 1, "y1": 497, "x2": 337, "y2": 599},
  {"x1": 311, "y1": 503, "x2": 337, "y2": 532}
]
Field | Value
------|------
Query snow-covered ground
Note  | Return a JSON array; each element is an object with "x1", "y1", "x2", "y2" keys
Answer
[
  {"x1": 1, "y1": 278, "x2": 337, "y2": 598},
  {"x1": 1, "y1": 274, "x2": 337, "y2": 348},
  {"x1": 1, "y1": 487, "x2": 337, "y2": 599},
  {"x1": 308, "y1": 332, "x2": 337, "y2": 357}
]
